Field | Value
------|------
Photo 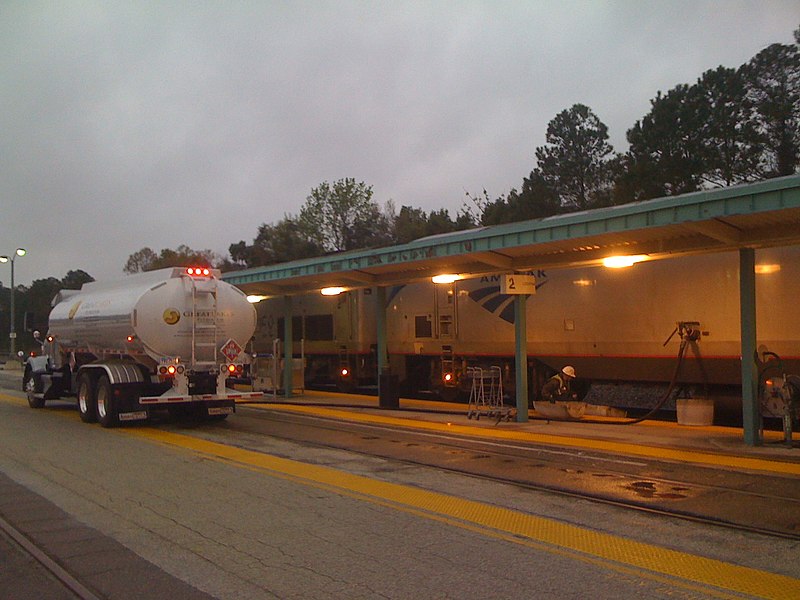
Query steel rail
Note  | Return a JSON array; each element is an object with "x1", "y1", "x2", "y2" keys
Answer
[
  {"x1": 0, "y1": 513, "x2": 101, "y2": 600},
  {"x1": 234, "y1": 406, "x2": 800, "y2": 541}
]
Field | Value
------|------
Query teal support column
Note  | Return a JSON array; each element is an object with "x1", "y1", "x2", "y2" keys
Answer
[
  {"x1": 740, "y1": 248, "x2": 761, "y2": 446},
  {"x1": 375, "y1": 286, "x2": 398, "y2": 408},
  {"x1": 375, "y1": 286, "x2": 387, "y2": 375},
  {"x1": 283, "y1": 295, "x2": 293, "y2": 399},
  {"x1": 514, "y1": 294, "x2": 529, "y2": 423}
]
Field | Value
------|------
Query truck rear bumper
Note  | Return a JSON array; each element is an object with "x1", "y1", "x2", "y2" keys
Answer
[{"x1": 138, "y1": 391, "x2": 263, "y2": 404}]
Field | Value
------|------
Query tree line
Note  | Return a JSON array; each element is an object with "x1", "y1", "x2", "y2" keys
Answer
[
  {"x1": 482, "y1": 27, "x2": 800, "y2": 222},
  {"x1": 214, "y1": 25, "x2": 798, "y2": 269},
  {"x1": 0, "y1": 270, "x2": 94, "y2": 355}
]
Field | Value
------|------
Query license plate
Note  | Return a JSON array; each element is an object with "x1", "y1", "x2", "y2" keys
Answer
[
  {"x1": 208, "y1": 407, "x2": 234, "y2": 416},
  {"x1": 119, "y1": 411, "x2": 148, "y2": 422}
]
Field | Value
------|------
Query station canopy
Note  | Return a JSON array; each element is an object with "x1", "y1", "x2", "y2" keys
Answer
[{"x1": 223, "y1": 175, "x2": 800, "y2": 296}]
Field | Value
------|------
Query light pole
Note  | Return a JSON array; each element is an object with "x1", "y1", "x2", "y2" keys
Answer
[{"x1": 0, "y1": 248, "x2": 26, "y2": 358}]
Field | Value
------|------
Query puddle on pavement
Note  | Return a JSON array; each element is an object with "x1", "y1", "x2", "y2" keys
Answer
[{"x1": 623, "y1": 480, "x2": 689, "y2": 500}]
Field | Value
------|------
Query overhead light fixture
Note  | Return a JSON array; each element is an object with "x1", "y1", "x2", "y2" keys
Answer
[
  {"x1": 755, "y1": 264, "x2": 780, "y2": 275},
  {"x1": 602, "y1": 255, "x2": 648, "y2": 269},
  {"x1": 246, "y1": 295, "x2": 268, "y2": 303},
  {"x1": 321, "y1": 286, "x2": 346, "y2": 296},
  {"x1": 431, "y1": 274, "x2": 463, "y2": 284}
]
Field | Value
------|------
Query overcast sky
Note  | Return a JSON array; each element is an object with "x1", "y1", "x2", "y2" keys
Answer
[{"x1": 2, "y1": 1, "x2": 798, "y2": 286}]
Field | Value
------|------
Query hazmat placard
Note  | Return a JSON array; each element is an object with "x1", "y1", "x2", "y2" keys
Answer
[{"x1": 220, "y1": 339, "x2": 243, "y2": 362}]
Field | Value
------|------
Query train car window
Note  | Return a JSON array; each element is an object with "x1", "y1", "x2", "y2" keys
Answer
[
  {"x1": 415, "y1": 315, "x2": 433, "y2": 338},
  {"x1": 304, "y1": 314, "x2": 334, "y2": 341},
  {"x1": 440, "y1": 314, "x2": 453, "y2": 337},
  {"x1": 276, "y1": 316, "x2": 303, "y2": 341}
]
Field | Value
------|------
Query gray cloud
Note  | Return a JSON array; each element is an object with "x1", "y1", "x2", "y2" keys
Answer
[{"x1": 1, "y1": 1, "x2": 797, "y2": 285}]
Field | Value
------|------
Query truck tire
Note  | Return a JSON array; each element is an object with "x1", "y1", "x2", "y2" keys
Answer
[
  {"x1": 77, "y1": 372, "x2": 97, "y2": 423},
  {"x1": 95, "y1": 375, "x2": 119, "y2": 428},
  {"x1": 24, "y1": 368, "x2": 45, "y2": 409}
]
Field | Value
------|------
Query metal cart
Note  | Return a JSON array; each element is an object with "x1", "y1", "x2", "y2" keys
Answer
[{"x1": 467, "y1": 366, "x2": 512, "y2": 421}]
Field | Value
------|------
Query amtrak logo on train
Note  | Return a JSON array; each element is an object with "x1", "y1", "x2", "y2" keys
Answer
[{"x1": 467, "y1": 271, "x2": 548, "y2": 323}]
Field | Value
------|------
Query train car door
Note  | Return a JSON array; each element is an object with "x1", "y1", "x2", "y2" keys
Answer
[
  {"x1": 333, "y1": 291, "x2": 355, "y2": 342},
  {"x1": 434, "y1": 282, "x2": 457, "y2": 340}
]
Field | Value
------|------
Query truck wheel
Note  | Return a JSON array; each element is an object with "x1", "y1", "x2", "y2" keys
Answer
[
  {"x1": 77, "y1": 373, "x2": 97, "y2": 423},
  {"x1": 22, "y1": 366, "x2": 31, "y2": 392},
  {"x1": 25, "y1": 368, "x2": 45, "y2": 409},
  {"x1": 95, "y1": 376, "x2": 119, "y2": 428}
]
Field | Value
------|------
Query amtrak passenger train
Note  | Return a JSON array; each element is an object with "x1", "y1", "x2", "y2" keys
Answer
[{"x1": 252, "y1": 246, "x2": 799, "y2": 414}]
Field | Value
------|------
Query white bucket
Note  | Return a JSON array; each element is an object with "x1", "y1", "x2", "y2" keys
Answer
[{"x1": 676, "y1": 398, "x2": 714, "y2": 426}]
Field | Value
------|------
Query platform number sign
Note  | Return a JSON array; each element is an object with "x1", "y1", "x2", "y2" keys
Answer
[{"x1": 501, "y1": 273, "x2": 536, "y2": 295}]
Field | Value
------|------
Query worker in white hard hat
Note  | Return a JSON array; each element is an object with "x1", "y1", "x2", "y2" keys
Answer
[{"x1": 541, "y1": 365, "x2": 577, "y2": 403}]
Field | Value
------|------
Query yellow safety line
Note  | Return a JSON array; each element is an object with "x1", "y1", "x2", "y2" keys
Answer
[
  {"x1": 255, "y1": 403, "x2": 800, "y2": 476},
  {"x1": 287, "y1": 389, "x2": 800, "y2": 440},
  {"x1": 126, "y1": 426, "x2": 800, "y2": 600}
]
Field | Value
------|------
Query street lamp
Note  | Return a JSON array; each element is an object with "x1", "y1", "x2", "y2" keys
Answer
[{"x1": 0, "y1": 248, "x2": 26, "y2": 357}]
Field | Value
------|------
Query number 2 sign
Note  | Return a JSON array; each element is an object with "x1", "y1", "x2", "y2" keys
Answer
[{"x1": 500, "y1": 274, "x2": 536, "y2": 295}]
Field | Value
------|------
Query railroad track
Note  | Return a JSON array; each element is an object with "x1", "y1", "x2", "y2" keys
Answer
[
  {"x1": 0, "y1": 513, "x2": 99, "y2": 600},
  {"x1": 223, "y1": 406, "x2": 800, "y2": 541}
]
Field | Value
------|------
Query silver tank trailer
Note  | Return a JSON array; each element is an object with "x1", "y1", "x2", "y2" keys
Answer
[
  {"x1": 25, "y1": 267, "x2": 261, "y2": 427},
  {"x1": 48, "y1": 267, "x2": 256, "y2": 367}
]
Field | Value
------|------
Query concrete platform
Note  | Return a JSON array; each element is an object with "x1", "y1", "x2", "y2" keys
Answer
[{"x1": 0, "y1": 472, "x2": 216, "y2": 600}]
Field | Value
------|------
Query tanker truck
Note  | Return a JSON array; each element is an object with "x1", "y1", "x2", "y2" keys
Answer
[{"x1": 22, "y1": 267, "x2": 262, "y2": 427}]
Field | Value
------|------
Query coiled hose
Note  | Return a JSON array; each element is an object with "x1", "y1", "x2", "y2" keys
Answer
[{"x1": 578, "y1": 334, "x2": 692, "y2": 425}]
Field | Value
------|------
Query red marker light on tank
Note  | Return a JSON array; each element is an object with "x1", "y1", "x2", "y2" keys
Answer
[
  {"x1": 126, "y1": 335, "x2": 135, "y2": 343},
  {"x1": 341, "y1": 368, "x2": 349, "y2": 377}
]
